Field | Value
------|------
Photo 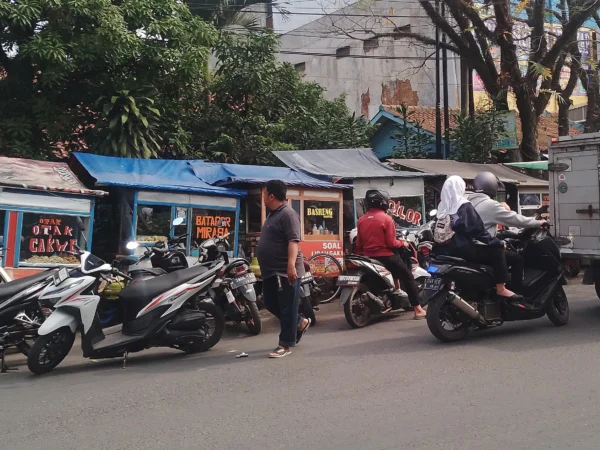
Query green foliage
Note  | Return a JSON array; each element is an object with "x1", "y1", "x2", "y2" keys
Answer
[
  {"x1": 449, "y1": 108, "x2": 506, "y2": 163},
  {"x1": 189, "y1": 29, "x2": 374, "y2": 165},
  {"x1": 0, "y1": 0, "x2": 215, "y2": 158},
  {"x1": 92, "y1": 86, "x2": 161, "y2": 158},
  {"x1": 392, "y1": 105, "x2": 434, "y2": 159}
]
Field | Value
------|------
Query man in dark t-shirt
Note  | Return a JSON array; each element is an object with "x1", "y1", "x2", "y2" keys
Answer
[{"x1": 256, "y1": 180, "x2": 310, "y2": 358}]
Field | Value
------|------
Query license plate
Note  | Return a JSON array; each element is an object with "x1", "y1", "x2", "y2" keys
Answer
[
  {"x1": 53, "y1": 267, "x2": 69, "y2": 286},
  {"x1": 231, "y1": 273, "x2": 257, "y2": 289},
  {"x1": 301, "y1": 273, "x2": 314, "y2": 283},
  {"x1": 337, "y1": 275, "x2": 361, "y2": 286},
  {"x1": 225, "y1": 289, "x2": 235, "y2": 304},
  {"x1": 425, "y1": 278, "x2": 443, "y2": 291}
]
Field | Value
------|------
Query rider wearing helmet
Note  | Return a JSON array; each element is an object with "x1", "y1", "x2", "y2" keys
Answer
[
  {"x1": 467, "y1": 172, "x2": 546, "y2": 291},
  {"x1": 355, "y1": 189, "x2": 427, "y2": 319}
]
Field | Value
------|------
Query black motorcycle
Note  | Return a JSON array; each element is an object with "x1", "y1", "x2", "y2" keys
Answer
[
  {"x1": 196, "y1": 235, "x2": 261, "y2": 335},
  {"x1": 298, "y1": 260, "x2": 321, "y2": 326},
  {"x1": 424, "y1": 224, "x2": 569, "y2": 342},
  {"x1": 0, "y1": 268, "x2": 58, "y2": 370}
]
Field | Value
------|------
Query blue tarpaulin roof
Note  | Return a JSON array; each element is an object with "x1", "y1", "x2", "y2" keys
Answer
[
  {"x1": 188, "y1": 161, "x2": 351, "y2": 189},
  {"x1": 72, "y1": 153, "x2": 246, "y2": 197}
]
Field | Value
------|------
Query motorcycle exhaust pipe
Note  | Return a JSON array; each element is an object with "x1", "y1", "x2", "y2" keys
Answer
[{"x1": 448, "y1": 292, "x2": 487, "y2": 326}]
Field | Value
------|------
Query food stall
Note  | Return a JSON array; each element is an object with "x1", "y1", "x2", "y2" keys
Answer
[
  {"x1": 186, "y1": 161, "x2": 350, "y2": 263},
  {"x1": 0, "y1": 157, "x2": 107, "y2": 280},
  {"x1": 70, "y1": 154, "x2": 246, "y2": 260},
  {"x1": 273, "y1": 149, "x2": 428, "y2": 251}
]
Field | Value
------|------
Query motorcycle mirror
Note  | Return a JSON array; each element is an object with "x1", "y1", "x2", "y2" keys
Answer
[
  {"x1": 429, "y1": 209, "x2": 437, "y2": 218},
  {"x1": 126, "y1": 241, "x2": 139, "y2": 250},
  {"x1": 172, "y1": 217, "x2": 184, "y2": 226}
]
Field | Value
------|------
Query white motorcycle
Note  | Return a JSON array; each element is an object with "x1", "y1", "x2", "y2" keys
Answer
[{"x1": 27, "y1": 244, "x2": 226, "y2": 375}]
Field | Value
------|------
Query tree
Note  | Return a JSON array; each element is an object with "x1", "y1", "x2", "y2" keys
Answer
[
  {"x1": 319, "y1": 0, "x2": 600, "y2": 161},
  {"x1": 189, "y1": 30, "x2": 374, "y2": 164},
  {"x1": 391, "y1": 105, "x2": 434, "y2": 159},
  {"x1": 449, "y1": 108, "x2": 506, "y2": 163},
  {"x1": 402, "y1": 0, "x2": 599, "y2": 160},
  {"x1": 185, "y1": 0, "x2": 288, "y2": 28},
  {"x1": 0, "y1": 0, "x2": 216, "y2": 159}
]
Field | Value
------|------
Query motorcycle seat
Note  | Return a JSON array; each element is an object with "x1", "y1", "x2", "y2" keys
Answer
[
  {"x1": 433, "y1": 255, "x2": 495, "y2": 276},
  {"x1": 129, "y1": 268, "x2": 167, "y2": 279},
  {"x1": 119, "y1": 264, "x2": 211, "y2": 323},
  {"x1": 0, "y1": 270, "x2": 56, "y2": 302}
]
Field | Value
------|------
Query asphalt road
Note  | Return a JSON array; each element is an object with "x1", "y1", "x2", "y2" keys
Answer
[{"x1": 3, "y1": 280, "x2": 600, "y2": 450}]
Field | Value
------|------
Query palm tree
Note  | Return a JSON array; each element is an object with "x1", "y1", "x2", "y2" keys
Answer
[{"x1": 186, "y1": 0, "x2": 288, "y2": 29}]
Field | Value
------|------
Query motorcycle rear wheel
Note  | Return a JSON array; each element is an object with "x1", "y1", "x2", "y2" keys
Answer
[
  {"x1": 547, "y1": 286, "x2": 569, "y2": 326},
  {"x1": 182, "y1": 302, "x2": 225, "y2": 353},
  {"x1": 244, "y1": 301, "x2": 262, "y2": 335},
  {"x1": 343, "y1": 284, "x2": 372, "y2": 328},
  {"x1": 27, "y1": 327, "x2": 75, "y2": 375},
  {"x1": 427, "y1": 291, "x2": 470, "y2": 342}
]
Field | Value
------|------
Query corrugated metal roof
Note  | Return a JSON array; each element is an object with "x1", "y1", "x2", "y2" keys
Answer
[
  {"x1": 387, "y1": 159, "x2": 548, "y2": 188},
  {"x1": 273, "y1": 148, "x2": 426, "y2": 179},
  {"x1": 0, "y1": 157, "x2": 107, "y2": 197}
]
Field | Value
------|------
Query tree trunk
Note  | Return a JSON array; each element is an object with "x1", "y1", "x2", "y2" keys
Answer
[
  {"x1": 558, "y1": 98, "x2": 571, "y2": 136},
  {"x1": 513, "y1": 85, "x2": 540, "y2": 161},
  {"x1": 585, "y1": 68, "x2": 600, "y2": 133}
]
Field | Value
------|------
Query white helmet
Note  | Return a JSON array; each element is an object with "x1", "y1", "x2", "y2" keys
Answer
[{"x1": 350, "y1": 228, "x2": 358, "y2": 243}]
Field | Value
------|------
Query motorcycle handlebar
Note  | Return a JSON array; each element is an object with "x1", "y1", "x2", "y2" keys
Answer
[{"x1": 111, "y1": 267, "x2": 132, "y2": 281}]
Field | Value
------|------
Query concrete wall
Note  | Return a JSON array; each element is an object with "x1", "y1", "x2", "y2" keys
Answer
[{"x1": 277, "y1": 0, "x2": 461, "y2": 118}]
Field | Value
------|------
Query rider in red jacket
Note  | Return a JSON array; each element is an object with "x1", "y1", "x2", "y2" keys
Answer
[{"x1": 355, "y1": 189, "x2": 427, "y2": 319}]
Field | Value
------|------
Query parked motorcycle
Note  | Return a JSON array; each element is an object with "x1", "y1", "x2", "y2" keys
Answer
[
  {"x1": 0, "y1": 267, "x2": 58, "y2": 369},
  {"x1": 424, "y1": 223, "x2": 569, "y2": 342},
  {"x1": 196, "y1": 234, "x2": 261, "y2": 335},
  {"x1": 0, "y1": 245, "x2": 11, "y2": 283},
  {"x1": 299, "y1": 260, "x2": 321, "y2": 325},
  {"x1": 27, "y1": 245, "x2": 226, "y2": 375}
]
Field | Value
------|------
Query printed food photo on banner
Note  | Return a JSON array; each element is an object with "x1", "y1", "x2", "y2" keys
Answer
[{"x1": 19, "y1": 213, "x2": 88, "y2": 266}]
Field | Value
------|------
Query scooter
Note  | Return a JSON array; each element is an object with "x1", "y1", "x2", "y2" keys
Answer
[
  {"x1": 0, "y1": 267, "x2": 58, "y2": 369},
  {"x1": 424, "y1": 223, "x2": 569, "y2": 342},
  {"x1": 338, "y1": 230, "x2": 431, "y2": 328},
  {"x1": 27, "y1": 245, "x2": 226, "y2": 374}
]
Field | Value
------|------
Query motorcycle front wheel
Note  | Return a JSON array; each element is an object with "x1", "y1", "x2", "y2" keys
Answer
[
  {"x1": 426, "y1": 291, "x2": 470, "y2": 342},
  {"x1": 547, "y1": 286, "x2": 569, "y2": 326},
  {"x1": 27, "y1": 327, "x2": 75, "y2": 375},
  {"x1": 343, "y1": 284, "x2": 372, "y2": 328}
]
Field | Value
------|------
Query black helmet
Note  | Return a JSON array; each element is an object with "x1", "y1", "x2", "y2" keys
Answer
[
  {"x1": 473, "y1": 171, "x2": 504, "y2": 198},
  {"x1": 365, "y1": 188, "x2": 390, "y2": 211}
]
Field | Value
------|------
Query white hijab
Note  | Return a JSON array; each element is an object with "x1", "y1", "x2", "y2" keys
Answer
[{"x1": 437, "y1": 175, "x2": 469, "y2": 219}]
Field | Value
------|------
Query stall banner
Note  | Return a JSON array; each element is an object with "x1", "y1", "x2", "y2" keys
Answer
[
  {"x1": 194, "y1": 214, "x2": 232, "y2": 240},
  {"x1": 300, "y1": 241, "x2": 344, "y2": 260},
  {"x1": 20, "y1": 214, "x2": 82, "y2": 265},
  {"x1": 388, "y1": 199, "x2": 423, "y2": 227}
]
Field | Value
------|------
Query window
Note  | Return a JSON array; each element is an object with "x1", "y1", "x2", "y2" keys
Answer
[
  {"x1": 519, "y1": 192, "x2": 549, "y2": 217},
  {"x1": 294, "y1": 62, "x2": 306, "y2": 76},
  {"x1": 247, "y1": 194, "x2": 262, "y2": 233},
  {"x1": 192, "y1": 208, "x2": 236, "y2": 249},
  {"x1": 290, "y1": 199, "x2": 301, "y2": 216},
  {"x1": 173, "y1": 207, "x2": 189, "y2": 245},
  {"x1": 336, "y1": 46, "x2": 351, "y2": 58},
  {"x1": 19, "y1": 213, "x2": 89, "y2": 266},
  {"x1": 303, "y1": 201, "x2": 340, "y2": 240},
  {"x1": 136, "y1": 205, "x2": 172, "y2": 243},
  {"x1": 363, "y1": 37, "x2": 379, "y2": 52}
]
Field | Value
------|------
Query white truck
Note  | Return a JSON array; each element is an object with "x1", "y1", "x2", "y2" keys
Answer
[{"x1": 549, "y1": 132, "x2": 600, "y2": 297}]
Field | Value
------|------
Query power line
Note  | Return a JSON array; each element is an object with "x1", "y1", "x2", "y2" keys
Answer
[{"x1": 279, "y1": 49, "x2": 460, "y2": 59}]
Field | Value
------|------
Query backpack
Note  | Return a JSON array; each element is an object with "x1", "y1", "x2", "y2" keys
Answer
[{"x1": 434, "y1": 215, "x2": 455, "y2": 244}]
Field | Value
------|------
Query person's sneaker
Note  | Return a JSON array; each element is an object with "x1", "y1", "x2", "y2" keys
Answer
[{"x1": 269, "y1": 347, "x2": 291, "y2": 358}]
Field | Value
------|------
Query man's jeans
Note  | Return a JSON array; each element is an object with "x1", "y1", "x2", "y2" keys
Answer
[{"x1": 262, "y1": 275, "x2": 302, "y2": 347}]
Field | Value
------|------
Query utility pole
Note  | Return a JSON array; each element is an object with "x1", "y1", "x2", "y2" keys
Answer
[
  {"x1": 435, "y1": 0, "x2": 442, "y2": 159},
  {"x1": 441, "y1": 0, "x2": 450, "y2": 160},
  {"x1": 265, "y1": 0, "x2": 274, "y2": 30}
]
